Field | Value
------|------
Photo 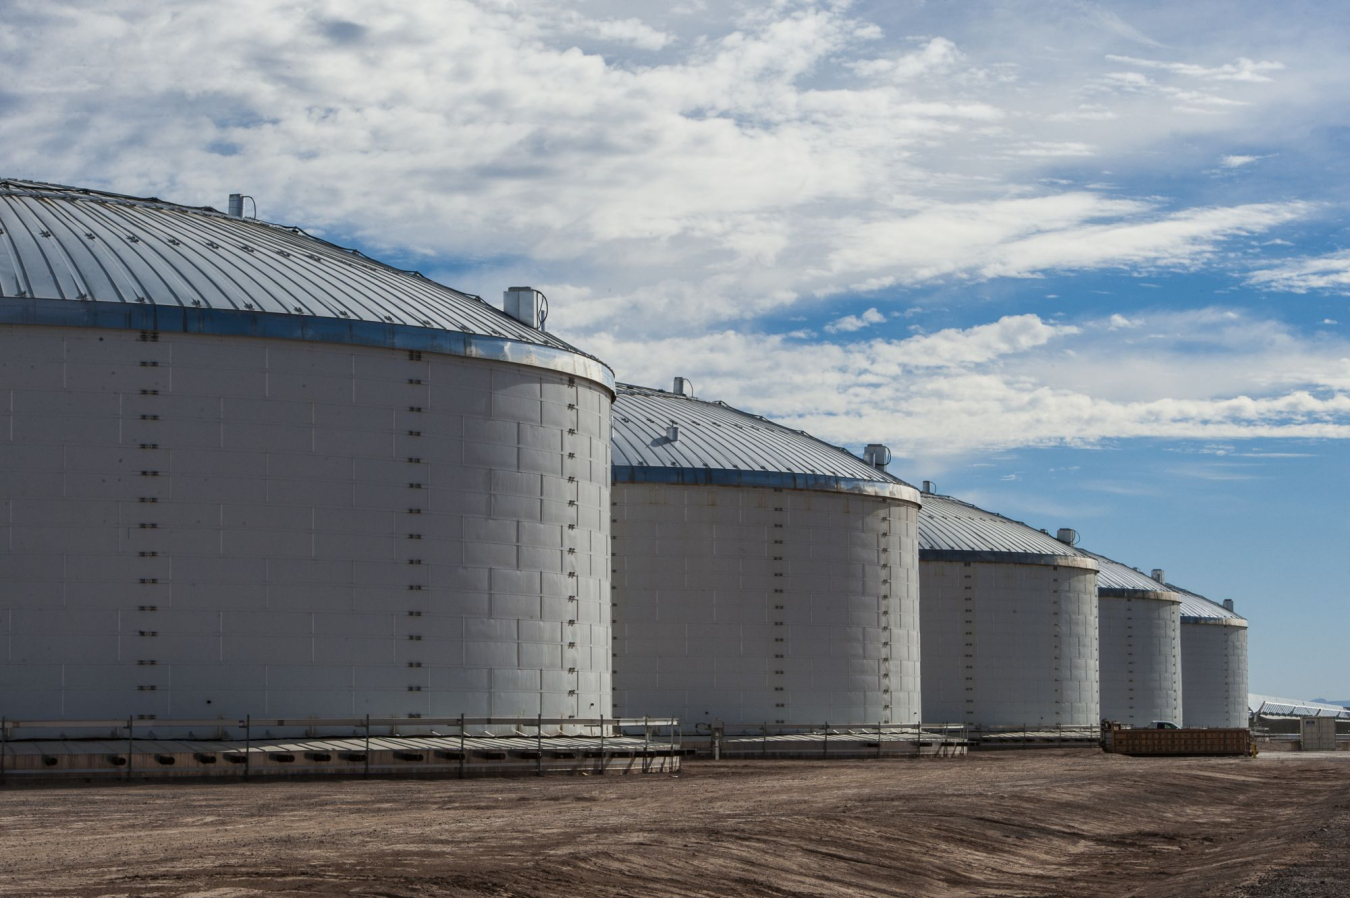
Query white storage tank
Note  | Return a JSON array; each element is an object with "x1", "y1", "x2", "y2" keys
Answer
[
  {"x1": 610, "y1": 382, "x2": 923, "y2": 732},
  {"x1": 919, "y1": 492, "x2": 1100, "y2": 730},
  {"x1": 1081, "y1": 551, "x2": 1183, "y2": 727},
  {"x1": 0, "y1": 179, "x2": 615, "y2": 727},
  {"x1": 1173, "y1": 581, "x2": 1249, "y2": 728}
]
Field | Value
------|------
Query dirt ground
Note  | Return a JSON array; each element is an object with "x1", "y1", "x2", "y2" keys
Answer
[{"x1": 1, "y1": 749, "x2": 1348, "y2": 898}]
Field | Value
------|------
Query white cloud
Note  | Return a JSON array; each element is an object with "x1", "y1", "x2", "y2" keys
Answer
[
  {"x1": 848, "y1": 37, "x2": 962, "y2": 81},
  {"x1": 1220, "y1": 154, "x2": 1265, "y2": 168},
  {"x1": 587, "y1": 309, "x2": 1350, "y2": 464},
  {"x1": 1105, "y1": 55, "x2": 1284, "y2": 83},
  {"x1": 565, "y1": 14, "x2": 675, "y2": 50},
  {"x1": 0, "y1": 0, "x2": 1317, "y2": 340},
  {"x1": 824, "y1": 307, "x2": 886, "y2": 333},
  {"x1": 1009, "y1": 141, "x2": 1096, "y2": 157},
  {"x1": 1248, "y1": 251, "x2": 1350, "y2": 294},
  {"x1": 825, "y1": 196, "x2": 1306, "y2": 290},
  {"x1": 2, "y1": 0, "x2": 1342, "y2": 469}
]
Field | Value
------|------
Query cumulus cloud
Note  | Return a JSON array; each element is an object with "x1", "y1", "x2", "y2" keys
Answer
[
  {"x1": 1, "y1": 0, "x2": 1340, "y2": 463},
  {"x1": 824, "y1": 307, "x2": 886, "y2": 333},
  {"x1": 848, "y1": 37, "x2": 962, "y2": 81},
  {"x1": 560, "y1": 13, "x2": 675, "y2": 50},
  {"x1": 0, "y1": 0, "x2": 1315, "y2": 338},
  {"x1": 586, "y1": 309, "x2": 1350, "y2": 462}
]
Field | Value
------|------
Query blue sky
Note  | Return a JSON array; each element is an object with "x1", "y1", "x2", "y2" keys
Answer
[{"x1": 3, "y1": 0, "x2": 1347, "y2": 699}]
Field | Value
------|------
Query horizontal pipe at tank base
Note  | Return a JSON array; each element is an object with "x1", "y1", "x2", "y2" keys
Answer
[
  {"x1": 920, "y1": 549, "x2": 1100, "y2": 571},
  {"x1": 612, "y1": 464, "x2": 922, "y2": 504},
  {"x1": 0, "y1": 297, "x2": 615, "y2": 392}
]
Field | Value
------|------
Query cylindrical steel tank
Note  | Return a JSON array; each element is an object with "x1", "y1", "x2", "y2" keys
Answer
[
  {"x1": 0, "y1": 179, "x2": 614, "y2": 727},
  {"x1": 1177, "y1": 589, "x2": 1249, "y2": 728},
  {"x1": 919, "y1": 494, "x2": 1100, "y2": 729},
  {"x1": 1084, "y1": 552, "x2": 1183, "y2": 727},
  {"x1": 609, "y1": 383, "x2": 923, "y2": 732}
]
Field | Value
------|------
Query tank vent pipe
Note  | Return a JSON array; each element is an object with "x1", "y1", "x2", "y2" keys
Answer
[
  {"x1": 227, "y1": 194, "x2": 256, "y2": 218},
  {"x1": 863, "y1": 444, "x2": 891, "y2": 470},
  {"x1": 1150, "y1": 568, "x2": 1166, "y2": 584}
]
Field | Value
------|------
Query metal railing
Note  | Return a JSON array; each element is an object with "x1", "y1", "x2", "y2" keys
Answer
[
  {"x1": 0, "y1": 714, "x2": 682, "y2": 783},
  {"x1": 694, "y1": 721, "x2": 969, "y2": 759},
  {"x1": 964, "y1": 723, "x2": 1101, "y2": 744}
]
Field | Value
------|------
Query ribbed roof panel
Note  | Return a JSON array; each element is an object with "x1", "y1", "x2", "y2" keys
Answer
[
  {"x1": 918, "y1": 494, "x2": 1098, "y2": 568},
  {"x1": 1173, "y1": 585, "x2": 1247, "y2": 624},
  {"x1": 0, "y1": 179, "x2": 606, "y2": 372},
  {"x1": 611, "y1": 383, "x2": 920, "y2": 501},
  {"x1": 1083, "y1": 551, "x2": 1180, "y2": 599}
]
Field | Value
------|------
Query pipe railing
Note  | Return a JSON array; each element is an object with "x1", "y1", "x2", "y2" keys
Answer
[
  {"x1": 0, "y1": 715, "x2": 678, "y2": 737},
  {"x1": 0, "y1": 714, "x2": 683, "y2": 783}
]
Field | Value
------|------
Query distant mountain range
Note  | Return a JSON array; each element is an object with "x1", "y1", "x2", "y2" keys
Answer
[{"x1": 1311, "y1": 699, "x2": 1350, "y2": 707}]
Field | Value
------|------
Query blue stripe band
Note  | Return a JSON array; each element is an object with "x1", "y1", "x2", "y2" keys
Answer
[
  {"x1": 0, "y1": 297, "x2": 615, "y2": 391},
  {"x1": 612, "y1": 464, "x2": 921, "y2": 502}
]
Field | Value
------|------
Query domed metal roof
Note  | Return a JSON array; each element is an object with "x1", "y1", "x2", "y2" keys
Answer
[
  {"x1": 1171, "y1": 585, "x2": 1248, "y2": 626},
  {"x1": 611, "y1": 383, "x2": 921, "y2": 502},
  {"x1": 917, "y1": 494, "x2": 1099, "y2": 570},
  {"x1": 1081, "y1": 547, "x2": 1245, "y2": 625},
  {"x1": 1082, "y1": 550, "x2": 1182, "y2": 602},
  {"x1": 0, "y1": 179, "x2": 611, "y2": 387}
]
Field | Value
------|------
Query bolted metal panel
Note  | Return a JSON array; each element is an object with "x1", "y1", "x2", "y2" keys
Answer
[
  {"x1": 1082, "y1": 550, "x2": 1183, "y2": 727},
  {"x1": 0, "y1": 179, "x2": 610, "y2": 387},
  {"x1": 0, "y1": 325, "x2": 612, "y2": 726},
  {"x1": 919, "y1": 560, "x2": 1100, "y2": 728},
  {"x1": 610, "y1": 483, "x2": 921, "y2": 732},
  {"x1": 611, "y1": 383, "x2": 921, "y2": 503},
  {"x1": 1181, "y1": 622, "x2": 1249, "y2": 728},
  {"x1": 1098, "y1": 596, "x2": 1183, "y2": 727}
]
